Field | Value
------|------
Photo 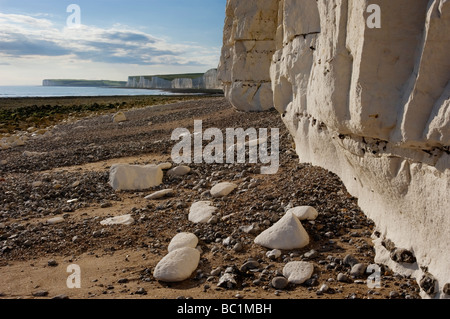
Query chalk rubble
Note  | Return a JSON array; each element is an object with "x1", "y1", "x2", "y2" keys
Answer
[
  {"x1": 153, "y1": 247, "x2": 201, "y2": 282},
  {"x1": 109, "y1": 164, "x2": 163, "y2": 191},
  {"x1": 254, "y1": 212, "x2": 309, "y2": 250},
  {"x1": 188, "y1": 201, "x2": 218, "y2": 224}
]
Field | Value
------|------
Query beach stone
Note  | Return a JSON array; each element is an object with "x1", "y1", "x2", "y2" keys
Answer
[
  {"x1": 254, "y1": 212, "x2": 310, "y2": 250},
  {"x1": 350, "y1": 263, "x2": 367, "y2": 278},
  {"x1": 168, "y1": 165, "x2": 191, "y2": 177},
  {"x1": 109, "y1": 164, "x2": 163, "y2": 191},
  {"x1": 266, "y1": 249, "x2": 282, "y2": 260},
  {"x1": 343, "y1": 254, "x2": 359, "y2": 267},
  {"x1": 145, "y1": 189, "x2": 174, "y2": 200},
  {"x1": 113, "y1": 112, "x2": 127, "y2": 123},
  {"x1": 153, "y1": 247, "x2": 200, "y2": 282},
  {"x1": 286, "y1": 206, "x2": 318, "y2": 221},
  {"x1": 168, "y1": 233, "x2": 199, "y2": 253},
  {"x1": 283, "y1": 261, "x2": 314, "y2": 285},
  {"x1": 337, "y1": 273, "x2": 350, "y2": 283},
  {"x1": 188, "y1": 201, "x2": 217, "y2": 224},
  {"x1": 210, "y1": 182, "x2": 238, "y2": 198},
  {"x1": 100, "y1": 214, "x2": 134, "y2": 226},
  {"x1": 272, "y1": 277, "x2": 289, "y2": 290},
  {"x1": 47, "y1": 217, "x2": 65, "y2": 225},
  {"x1": 218, "y1": 273, "x2": 237, "y2": 289},
  {"x1": 32, "y1": 290, "x2": 49, "y2": 297}
]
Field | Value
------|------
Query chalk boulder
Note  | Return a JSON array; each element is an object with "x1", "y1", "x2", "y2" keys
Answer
[
  {"x1": 100, "y1": 214, "x2": 134, "y2": 226},
  {"x1": 254, "y1": 212, "x2": 309, "y2": 250},
  {"x1": 168, "y1": 233, "x2": 199, "y2": 253},
  {"x1": 109, "y1": 164, "x2": 163, "y2": 191},
  {"x1": 286, "y1": 206, "x2": 318, "y2": 221},
  {"x1": 153, "y1": 247, "x2": 200, "y2": 282},
  {"x1": 188, "y1": 201, "x2": 217, "y2": 224},
  {"x1": 283, "y1": 261, "x2": 315, "y2": 285}
]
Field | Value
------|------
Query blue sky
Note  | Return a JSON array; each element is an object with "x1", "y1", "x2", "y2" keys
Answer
[{"x1": 0, "y1": 0, "x2": 226, "y2": 85}]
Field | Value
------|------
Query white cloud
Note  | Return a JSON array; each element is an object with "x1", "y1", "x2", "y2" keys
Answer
[{"x1": 0, "y1": 12, "x2": 219, "y2": 68}]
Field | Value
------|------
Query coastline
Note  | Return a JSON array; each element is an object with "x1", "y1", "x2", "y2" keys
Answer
[{"x1": 0, "y1": 96, "x2": 421, "y2": 300}]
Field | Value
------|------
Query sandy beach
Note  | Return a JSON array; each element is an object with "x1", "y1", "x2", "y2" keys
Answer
[{"x1": 0, "y1": 96, "x2": 421, "y2": 300}]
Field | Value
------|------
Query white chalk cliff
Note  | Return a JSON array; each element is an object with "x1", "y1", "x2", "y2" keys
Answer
[
  {"x1": 218, "y1": 0, "x2": 450, "y2": 298},
  {"x1": 126, "y1": 69, "x2": 222, "y2": 90}
]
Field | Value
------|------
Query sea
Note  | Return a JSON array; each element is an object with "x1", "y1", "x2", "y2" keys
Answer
[{"x1": 0, "y1": 86, "x2": 178, "y2": 98}]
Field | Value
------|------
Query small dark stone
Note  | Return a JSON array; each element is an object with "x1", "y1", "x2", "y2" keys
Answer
[
  {"x1": 390, "y1": 248, "x2": 416, "y2": 264},
  {"x1": 443, "y1": 283, "x2": 450, "y2": 295},
  {"x1": 240, "y1": 260, "x2": 260, "y2": 272},
  {"x1": 389, "y1": 291, "x2": 400, "y2": 299},
  {"x1": 135, "y1": 287, "x2": 147, "y2": 295},
  {"x1": 47, "y1": 259, "x2": 58, "y2": 267},
  {"x1": 32, "y1": 290, "x2": 49, "y2": 297},
  {"x1": 271, "y1": 277, "x2": 288, "y2": 290},
  {"x1": 337, "y1": 273, "x2": 351, "y2": 283},
  {"x1": 52, "y1": 294, "x2": 69, "y2": 299},
  {"x1": 343, "y1": 254, "x2": 359, "y2": 267},
  {"x1": 118, "y1": 278, "x2": 129, "y2": 284},
  {"x1": 420, "y1": 273, "x2": 436, "y2": 296}
]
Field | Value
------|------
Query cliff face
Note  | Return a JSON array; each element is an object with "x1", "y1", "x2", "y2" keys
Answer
[
  {"x1": 126, "y1": 69, "x2": 222, "y2": 90},
  {"x1": 219, "y1": 0, "x2": 450, "y2": 298}
]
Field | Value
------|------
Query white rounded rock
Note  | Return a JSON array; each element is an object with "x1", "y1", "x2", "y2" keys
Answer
[
  {"x1": 254, "y1": 212, "x2": 309, "y2": 250},
  {"x1": 109, "y1": 164, "x2": 163, "y2": 191},
  {"x1": 47, "y1": 217, "x2": 65, "y2": 225},
  {"x1": 145, "y1": 189, "x2": 174, "y2": 200},
  {"x1": 283, "y1": 261, "x2": 314, "y2": 284},
  {"x1": 153, "y1": 247, "x2": 200, "y2": 282},
  {"x1": 286, "y1": 206, "x2": 318, "y2": 221},
  {"x1": 168, "y1": 233, "x2": 199, "y2": 253},
  {"x1": 210, "y1": 182, "x2": 238, "y2": 198},
  {"x1": 188, "y1": 201, "x2": 217, "y2": 224},
  {"x1": 168, "y1": 165, "x2": 191, "y2": 177},
  {"x1": 100, "y1": 214, "x2": 134, "y2": 226}
]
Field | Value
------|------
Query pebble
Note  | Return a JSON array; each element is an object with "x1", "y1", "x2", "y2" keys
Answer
[
  {"x1": 343, "y1": 254, "x2": 359, "y2": 267},
  {"x1": 168, "y1": 165, "x2": 191, "y2": 177},
  {"x1": 283, "y1": 261, "x2": 314, "y2": 285},
  {"x1": 188, "y1": 201, "x2": 217, "y2": 224},
  {"x1": 266, "y1": 249, "x2": 282, "y2": 260},
  {"x1": 145, "y1": 189, "x2": 174, "y2": 200},
  {"x1": 210, "y1": 182, "x2": 238, "y2": 198},
  {"x1": 233, "y1": 242, "x2": 243, "y2": 252},
  {"x1": 337, "y1": 273, "x2": 350, "y2": 283},
  {"x1": 32, "y1": 290, "x2": 49, "y2": 297},
  {"x1": 100, "y1": 214, "x2": 134, "y2": 226},
  {"x1": 211, "y1": 267, "x2": 222, "y2": 277},
  {"x1": 350, "y1": 263, "x2": 367, "y2": 278},
  {"x1": 271, "y1": 277, "x2": 288, "y2": 290},
  {"x1": 304, "y1": 249, "x2": 318, "y2": 259},
  {"x1": 47, "y1": 217, "x2": 65, "y2": 225},
  {"x1": 48, "y1": 259, "x2": 58, "y2": 267},
  {"x1": 218, "y1": 273, "x2": 237, "y2": 289},
  {"x1": 240, "y1": 260, "x2": 260, "y2": 272}
]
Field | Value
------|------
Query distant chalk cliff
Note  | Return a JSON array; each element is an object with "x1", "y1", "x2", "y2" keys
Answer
[{"x1": 126, "y1": 69, "x2": 223, "y2": 90}]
